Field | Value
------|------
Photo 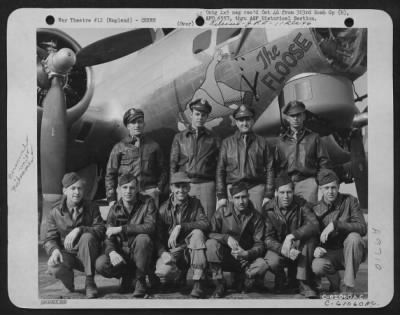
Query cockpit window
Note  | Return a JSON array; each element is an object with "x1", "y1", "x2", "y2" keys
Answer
[
  {"x1": 216, "y1": 28, "x2": 241, "y2": 45},
  {"x1": 192, "y1": 30, "x2": 212, "y2": 54}
]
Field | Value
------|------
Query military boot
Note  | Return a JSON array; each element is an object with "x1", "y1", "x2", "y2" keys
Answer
[
  {"x1": 85, "y1": 276, "x2": 98, "y2": 299},
  {"x1": 212, "y1": 279, "x2": 226, "y2": 298},
  {"x1": 190, "y1": 280, "x2": 205, "y2": 298},
  {"x1": 132, "y1": 277, "x2": 147, "y2": 297}
]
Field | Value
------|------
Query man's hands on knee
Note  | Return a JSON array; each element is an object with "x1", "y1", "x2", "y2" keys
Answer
[
  {"x1": 168, "y1": 225, "x2": 181, "y2": 249},
  {"x1": 314, "y1": 246, "x2": 327, "y2": 258},
  {"x1": 227, "y1": 236, "x2": 239, "y2": 250},
  {"x1": 281, "y1": 234, "x2": 295, "y2": 258},
  {"x1": 161, "y1": 251, "x2": 175, "y2": 264},
  {"x1": 288, "y1": 248, "x2": 300, "y2": 261},
  {"x1": 228, "y1": 237, "x2": 249, "y2": 260},
  {"x1": 106, "y1": 226, "x2": 122, "y2": 238},
  {"x1": 320, "y1": 222, "x2": 335, "y2": 244},
  {"x1": 48, "y1": 248, "x2": 63, "y2": 266},
  {"x1": 109, "y1": 250, "x2": 126, "y2": 266},
  {"x1": 231, "y1": 247, "x2": 249, "y2": 260},
  {"x1": 64, "y1": 228, "x2": 81, "y2": 250}
]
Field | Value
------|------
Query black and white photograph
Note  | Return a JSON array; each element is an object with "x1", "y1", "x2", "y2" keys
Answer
[{"x1": 6, "y1": 8, "x2": 393, "y2": 308}]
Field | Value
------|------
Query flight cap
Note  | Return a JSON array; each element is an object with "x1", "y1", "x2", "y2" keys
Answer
[
  {"x1": 189, "y1": 99, "x2": 212, "y2": 114},
  {"x1": 282, "y1": 100, "x2": 307, "y2": 116},
  {"x1": 123, "y1": 108, "x2": 144, "y2": 126},
  {"x1": 233, "y1": 104, "x2": 255, "y2": 119}
]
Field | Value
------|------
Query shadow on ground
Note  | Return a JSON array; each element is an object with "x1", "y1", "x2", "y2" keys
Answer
[{"x1": 39, "y1": 247, "x2": 368, "y2": 300}]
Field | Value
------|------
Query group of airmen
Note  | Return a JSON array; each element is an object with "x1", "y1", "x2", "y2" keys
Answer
[{"x1": 43, "y1": 99, "x2": 367, "y2": 299}]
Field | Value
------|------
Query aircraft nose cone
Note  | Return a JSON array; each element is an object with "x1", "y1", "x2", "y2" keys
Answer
[{"x1": 50, "y1": 48, "x2": 76, "y2": 74}]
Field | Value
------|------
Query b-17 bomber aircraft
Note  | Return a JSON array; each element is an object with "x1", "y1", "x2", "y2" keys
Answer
[{"x1": 36, "y1": 27, "x2": 368, "y2": 232}]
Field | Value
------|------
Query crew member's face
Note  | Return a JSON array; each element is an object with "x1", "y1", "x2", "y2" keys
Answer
[
  {"x1": 191, "y1": 109, "x2": 208, "y2": 128},
  {"x1": 63, "y1": 180, "x2": 84, "y2": 205},
  {"x1": 171, "y1": 182, "x2": 191, "y2": 203},
  {"x1": 235, "y1": 117, "x2": 254, "y2": 133},
  {"x1": 277, "y1": 183, "x2": 294, "y2": 208},
  {"x1": 320, "y1": 181, "x2": 340, "y2": 204},
  {"x1": 232, "y1": 190, "x2": 249, "y2": 212},
  {"x1": 127, "y1": 118, "x2": 145, "y2": 137},
  {"x1": 120, "y1": 180, "x2": 137, "y2": 203},
  {"x1": 286, "y1": 112, "x2": 306, "y2": 130}
]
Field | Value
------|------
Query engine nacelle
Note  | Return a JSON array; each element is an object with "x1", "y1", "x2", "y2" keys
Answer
[
  {"x1": 282, "y1": 73, "x2": 356, "y2": 133},
  {"x1": 37, "y1": 28, "x2": 95, "y2": 127}
]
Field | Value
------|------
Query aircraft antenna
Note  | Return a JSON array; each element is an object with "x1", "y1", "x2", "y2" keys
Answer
[{"x1": 277, "y1": 91, "x2": 286, "y2": 135}]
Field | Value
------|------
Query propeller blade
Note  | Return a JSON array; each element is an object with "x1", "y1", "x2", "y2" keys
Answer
[
  {"x1": 350, "y1": 129, "x2": 368, "y2": 209},
  {"x1": 234, "y1": 28, "x2": 252, "y2": 57},
  {"x1": 321, "y1": 135, "x2": 351, "y2": 165},
  {"x1": 76, "y1": 29, "x2": 154, "y2": 66},
  {"x1": 40, "y1": 76, "x2": 67, "y2": 196}
]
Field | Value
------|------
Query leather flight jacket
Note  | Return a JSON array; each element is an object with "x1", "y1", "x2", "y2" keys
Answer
[
  {"x1": 104, "y1": 194, "x2": 157, "y2": 255},
  {"x1": 170, "y1": 127, "x2": 220, "y2": 183},
  {"x1": 216, "y1": 131, "x2": 275, "y2": 199},
  {"x1": 43, "y1": 196, "x2": 106, "y2": 255},
  {"x1": 105, "y1": 135, "x2": 168, "y2": 202},
  {"x1": 208, "y1": 201, "x2": 265, "y2": 261},
  {"x1": 313, "y1": 193, "x2": 367, "y2": 250},
  {"x1": 262, "y1": 196, "x2": 319, "y2": 254},
  {"x1": 275, "y1": 128, "x2": 331, "y2": 181},
  {"x1": 156, "y1": 195, "x2": 210, "y2": 256}
]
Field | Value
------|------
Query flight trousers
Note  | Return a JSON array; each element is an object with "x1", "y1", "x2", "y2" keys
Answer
[
  {"x1": 95, "y1": 234, "x2": 153, "y2": 279},
  {"x1": 47, "y1": 233, "x2": 100, "y2": 282},
  {"x1": 247, "y1": 238, "x2": 317, "y2": 282},
  {"x1": 156, "y1": 229, "x2": 207, "y2": 281},
  {"x1": 189, "y1": 181, "x2": 216, "y2": 221},
  {"x1": 312, "y1": 232, "x2": 367, "y2": 287},
  {"x1": 205, "y1": 238, "x2": 265, "y2": 279}
]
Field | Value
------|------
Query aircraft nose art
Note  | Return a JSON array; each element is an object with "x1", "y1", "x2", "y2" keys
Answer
[{"x1": 314, "y1": 28, "x2": 367, "y2": 80}]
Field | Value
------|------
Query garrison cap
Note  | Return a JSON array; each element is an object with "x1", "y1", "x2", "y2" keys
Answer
[
  {"x1": 170, "y1": 172, "x2": 191, "y2": 185},
  {"x1": 229, "y1": 181, "x2": 248, "y2": 197},
  {"x1": 282, "y1": 100, "x2": 307, "y2": 116},
  {"x1": 189, "y1": 99, "x2": 212, "y2": 114},
  {"x1": 118, "y1": 173, "x2": 136, "y2": 186},
  {"x1": 123, "y1": 108, "x2": 144, "y2": 126},
  {"x1": 317, "y1": 169, "x2": 340, "y2": 186},
  {"x1": 62, "y1": 172, "x2": 81, "y2": 188},
  {"x1": 233, "y1": 104, "x2": 255, "y2": 119},
  {"x1": 275, "y1": 172, "x2": 293, "y2": 189}
]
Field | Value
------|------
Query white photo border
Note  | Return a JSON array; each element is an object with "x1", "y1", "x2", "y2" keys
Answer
[{"x1": 7, "y1": 8, "x2": 393, "y2": 308}]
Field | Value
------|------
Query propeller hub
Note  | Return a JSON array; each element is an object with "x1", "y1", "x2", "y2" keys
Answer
[{"x1": 47, "y1": 48, "x2": 76, "y2": 75}]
